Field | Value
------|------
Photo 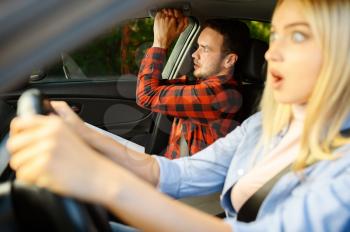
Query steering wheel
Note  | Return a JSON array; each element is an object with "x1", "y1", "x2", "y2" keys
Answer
[{"x1": 0, "y1": 89, "x2": 112, "y2": 232}]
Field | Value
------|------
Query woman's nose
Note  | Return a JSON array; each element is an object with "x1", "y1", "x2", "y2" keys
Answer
[{"x1": 264, "y1": 42, "x2": 283, "y2": 62}]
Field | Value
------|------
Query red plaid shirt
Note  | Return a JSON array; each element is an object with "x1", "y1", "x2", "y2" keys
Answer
[{"x1": 137, "y1": 47, "x2": 242, "y2": 159}]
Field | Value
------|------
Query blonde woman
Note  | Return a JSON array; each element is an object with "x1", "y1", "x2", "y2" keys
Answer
[{"x1": 7, "y1": 0, "x2": 350, "y2": 231}]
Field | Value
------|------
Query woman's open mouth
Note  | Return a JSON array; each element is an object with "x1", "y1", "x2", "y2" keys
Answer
[{"x1": 270, "y1": 69, "x2": 284, "y2": 89}]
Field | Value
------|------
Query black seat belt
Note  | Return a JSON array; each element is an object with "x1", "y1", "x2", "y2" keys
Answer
[
  {"x1": 237, "y1": 126, "x2": 350, "y2": 223},
  {"x1": 341, "y1": 128, "x2": 350, "y2": 137},
  {"x1": 237, "y1": 164, "x2": 291, "y2": 222},
  {"x1": 237, "y1": 128, "x2": 350, "y2": 222}
]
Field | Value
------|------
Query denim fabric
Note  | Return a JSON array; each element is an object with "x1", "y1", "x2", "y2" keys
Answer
[{"x1": 155, "y1": 112, "x2": 350, "y2": 231}]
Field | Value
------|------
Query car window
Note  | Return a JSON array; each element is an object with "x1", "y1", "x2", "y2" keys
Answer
[
  {"x1": 31, "y1": 18, "x2": 155, "y2": 83},
  {"x1": 31, "y1": 19, "x2": 268, "y2": 83}
]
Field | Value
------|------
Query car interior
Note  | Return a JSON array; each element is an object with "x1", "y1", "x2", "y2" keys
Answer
[{"x1": 0, "y1": 0, "x2": 275, "y2": 230}]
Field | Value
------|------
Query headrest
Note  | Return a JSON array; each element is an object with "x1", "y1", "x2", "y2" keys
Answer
[{"x1": 239, "y1": 38, "x2": 268, "y2": 84}]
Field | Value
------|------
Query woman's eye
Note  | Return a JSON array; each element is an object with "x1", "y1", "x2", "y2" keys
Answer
[
  {"x1": 292, "y1": 31, "x2": 307, "y2": 43},
  {"x1": 269, "y1": 32, "x2": 277, "y2": 42}
]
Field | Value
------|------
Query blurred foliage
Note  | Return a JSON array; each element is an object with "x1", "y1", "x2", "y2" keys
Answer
[
  {"x1": 244, "y1": 20, "x2": 270, "y2": 43},
  {"x1": 70, "y1": 18, "x2": 154, "y2": 78},
  {"x1": 44, "y1": 19, "x2": 269, "y2": 81}
]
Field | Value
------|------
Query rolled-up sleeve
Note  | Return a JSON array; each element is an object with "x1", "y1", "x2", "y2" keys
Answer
[
  {"x1": 153, "y1": 113, "x2": 259, "y2": 199},
  {"x1": 155, "y1": 133, "x2": 238, "y2": 198},
  {"x1": 153, "y1": 142, "x2": 231, "y2": 198}
]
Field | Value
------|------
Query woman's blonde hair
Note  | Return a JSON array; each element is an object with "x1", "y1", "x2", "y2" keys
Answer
[{"x1": 259, "y1": 0, "x2": 350, "y2": 170}]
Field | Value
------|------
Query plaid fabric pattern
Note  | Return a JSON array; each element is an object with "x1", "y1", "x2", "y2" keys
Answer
[{"x1": 137, "y1": 47, "x2": 242, "y2": 159}]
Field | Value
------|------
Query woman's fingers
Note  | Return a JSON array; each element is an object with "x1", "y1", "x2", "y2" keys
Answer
[
  {"x1": 7, "y1": 112, "x2": 130, "y2": 206},
  {"x1": 7, "y1": 116, "x2": 60, "y2": 154},
  {"x1": 8, "y1": 126, "x2": 49, "y2": 155},
  {"x1": 15, "y1": 153, "x2": 49, "y2": 184},
  {"x1": 9, "y1": 138, "x2": 53, "y2": 170},
  {"x1": 10, "y1": 115, "x2": 51, "y2": 134},
  {"x1": 51, "y1": 101, "x2": 82, "y2": 124},
  {"x1": 9, "y1": 115, "x2": 42, "y2": 137},
  {"x1": 50, "y1": 101, "x2": 72, "y2": 117}
]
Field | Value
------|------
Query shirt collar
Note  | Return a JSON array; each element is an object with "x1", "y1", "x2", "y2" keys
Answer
[{"x1": 200, "y1": 74, "x2": 233, "y2": 82}]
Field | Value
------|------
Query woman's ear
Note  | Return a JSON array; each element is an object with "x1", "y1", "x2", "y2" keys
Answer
[{"x1": 224, "y1": 53, "x2": 238, "y2": 69}]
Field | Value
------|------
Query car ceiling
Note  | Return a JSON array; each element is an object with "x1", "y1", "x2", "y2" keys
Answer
[
  {"x1": 0, "y1": 0, "x2": 275, "y2": 94},
  {"x1": 133, "y1": 0, "x2": 276, "y2": 21}
]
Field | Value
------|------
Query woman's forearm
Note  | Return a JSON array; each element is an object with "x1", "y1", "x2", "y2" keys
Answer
[
  {"x1": 81, "y1": 126, "x2": 160, "y2": 186},
  {"x1": 50, "y1": 101, "x2": 160, "y2": 186},
  {"x1": 104, "y1": 167, "x2": 232, "y2": 232}
]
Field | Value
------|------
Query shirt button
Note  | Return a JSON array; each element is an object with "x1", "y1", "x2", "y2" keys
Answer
[{"x1": 237, "y1": 169, "x2": 244, "y2": 176}]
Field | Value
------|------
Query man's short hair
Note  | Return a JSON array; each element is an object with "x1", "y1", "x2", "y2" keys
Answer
[{"x1": 204, "y1": 19, "x2": 250, "y2": 59}]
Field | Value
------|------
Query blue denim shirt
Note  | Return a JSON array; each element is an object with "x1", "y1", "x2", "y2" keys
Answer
[{"x1": 154, "y1": 112, "x2": 350, "y2": 231}]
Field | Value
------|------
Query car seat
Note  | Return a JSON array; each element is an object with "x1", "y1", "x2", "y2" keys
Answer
[{"x1": 234, "y1": 38, "x2": 268, "y2": 122}]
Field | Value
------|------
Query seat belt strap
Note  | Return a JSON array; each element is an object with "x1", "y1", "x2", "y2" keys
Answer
[
  {"x1": 237, "y1": 126, "x2": 350, "y2": 222},
  {"x1": 237, "y1": 164, "x2": 291, "y2": 222}
]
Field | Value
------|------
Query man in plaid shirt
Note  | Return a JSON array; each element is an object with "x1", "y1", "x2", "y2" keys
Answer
[{"x1": 137, "y1": 9, "x2": 250, "y2": 159}]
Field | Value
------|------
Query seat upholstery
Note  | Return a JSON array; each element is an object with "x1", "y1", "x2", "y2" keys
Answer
[{"x1": 235, "y1": 38, "x2": 268, "y2": 122}]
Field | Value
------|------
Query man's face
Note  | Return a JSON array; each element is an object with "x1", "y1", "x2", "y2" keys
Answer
[{"x1": 192, "y1": 27, "x2": 227, "y2": 78}]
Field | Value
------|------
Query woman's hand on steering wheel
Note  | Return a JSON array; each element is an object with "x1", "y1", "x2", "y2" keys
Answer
[{"x1": 7, "y1": 115, "x2": 124, "y2": 208}]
